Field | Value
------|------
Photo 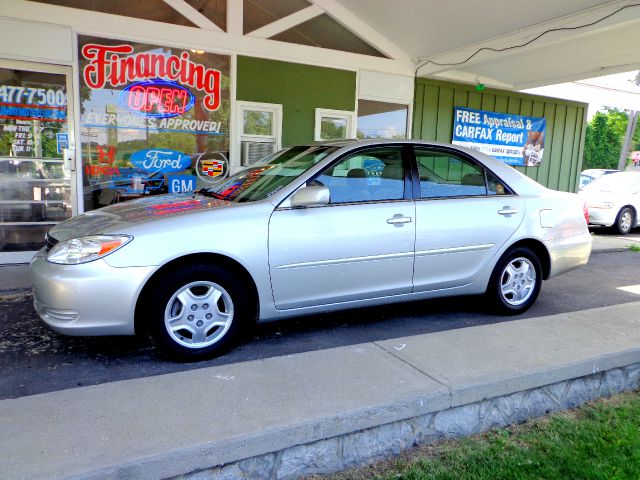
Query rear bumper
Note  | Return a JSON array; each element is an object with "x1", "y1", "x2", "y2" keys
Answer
[
  {"x1": 31, "y1": 249, "x2": 154, "y2": 336},
  {"x1": 546, "y1": 231, "x2": 592, "y2": 279}
]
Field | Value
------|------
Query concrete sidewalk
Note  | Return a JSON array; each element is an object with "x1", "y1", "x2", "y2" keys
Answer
[{"x1": 2, "y1": 301, "x2": 640, "y2": 479}]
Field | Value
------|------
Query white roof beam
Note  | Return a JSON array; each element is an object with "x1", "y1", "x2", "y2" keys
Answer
[
  {"x1": 309, "y1": 0, "x2": 414, "y2": 68},
  {"x1": 418, "y1": 0, "x2": 640, "y2": 77},
  {"x1": 430, "y1": 70, "x2": 514, "y2": 90},
  {"x1": 248, "y1": 5, "x2": 324, "y2": 39},
  {"x1": 162, "y1": 0, "x2": 223, "y2": 32},
  {"x1": 227, "y1": 0, "x2": 243, "y2": 36}
]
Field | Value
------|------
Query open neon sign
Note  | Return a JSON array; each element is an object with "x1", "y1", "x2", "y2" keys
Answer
[{"x1": 119, "y1": 80, "x2": 195, "y2": 118}]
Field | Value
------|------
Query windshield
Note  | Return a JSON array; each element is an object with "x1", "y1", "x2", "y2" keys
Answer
[
  {"x1": 579, "y1": 174, "x2": 595, "y2": 188},
  {"x1": 199, "y1": 145, "x2": 338, "y2": 202}
]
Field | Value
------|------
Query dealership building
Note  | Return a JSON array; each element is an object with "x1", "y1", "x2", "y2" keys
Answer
[{"x1": 0, "y1": 0, "x2": 600, "y2": 264}]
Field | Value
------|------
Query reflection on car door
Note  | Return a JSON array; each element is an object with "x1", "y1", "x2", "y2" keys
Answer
[
  {"x1": 268, "y1": 146, "x2": 415, "y2": 310},
  {"x1": 412, "y1": 147, "x2": 525, "y2": 292}
]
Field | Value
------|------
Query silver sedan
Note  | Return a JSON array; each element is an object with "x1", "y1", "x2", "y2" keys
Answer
[{"x1": 31, "y1": 140, "x2": 592, "y2": 360}]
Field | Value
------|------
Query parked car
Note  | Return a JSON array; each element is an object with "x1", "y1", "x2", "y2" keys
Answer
[
  {"x1": 31, "y1": 140, "x2": 592, "y2": 360},
  {"x1": 579, "y1": 168, "x2": 618, "y2": 190},
  {"x1": 579, "y1": 171, "x2": 640, "y2": 234}
]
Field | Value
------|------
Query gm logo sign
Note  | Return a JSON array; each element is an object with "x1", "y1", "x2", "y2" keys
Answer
[{"x1": 168, "y1": 175, "x2": 196, "y2": 193}]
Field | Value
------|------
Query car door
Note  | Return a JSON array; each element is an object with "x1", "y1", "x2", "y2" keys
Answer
[
  {"x1": 411, "y1": 146, "x2": 525, "y2": 292},
  {"x1": 268, "y1": 146, "x2": 415, "y2": 310}
]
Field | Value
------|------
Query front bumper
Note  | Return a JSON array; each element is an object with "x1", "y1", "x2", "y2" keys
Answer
[
  {"x1": 31, "y1": 249, "x2": 155, "y2": 336},
  {"x1": 587, "y1": 207, "x2": 616, "y2": 227}
]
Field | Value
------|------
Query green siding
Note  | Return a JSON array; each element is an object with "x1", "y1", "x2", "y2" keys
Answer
[
  {"x1": 236, "y1": 56, "x2": 356, "y2": 146},
  {"x1": 413, "y1": 79, "x2": 587, "y2": 192}
]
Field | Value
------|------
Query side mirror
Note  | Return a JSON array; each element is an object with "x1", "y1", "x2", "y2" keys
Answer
[{"x1": 290, "y1": 185, "x2": 330, "y2": 207}]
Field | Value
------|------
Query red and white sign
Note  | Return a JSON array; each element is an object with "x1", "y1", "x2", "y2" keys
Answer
[{"x1": 81, "y1": 44, "x2": 221, "y2": 111}]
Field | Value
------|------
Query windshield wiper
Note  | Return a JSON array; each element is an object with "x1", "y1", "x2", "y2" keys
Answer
[{"x1": 197, "y1": 188, "x2": 227, "y2": 200}]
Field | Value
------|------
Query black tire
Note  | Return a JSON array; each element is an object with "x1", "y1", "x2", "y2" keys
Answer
[
  {"x1": 486, "y1": 247, "x2": 542, "y2": 315},
  {"x1": 145, "y1": 263, "x2": 254, "y2": 361},
  {"x1": 614, "y1": 207, "x2": 634, "y2": 235}
]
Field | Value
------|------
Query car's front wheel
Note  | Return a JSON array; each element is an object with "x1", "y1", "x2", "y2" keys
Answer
[
  {"x1": 146, "y1": 263, "x2": 253, "y2": 360},
  {"x1": 486, "y1": 247, "x2": 542, "y2": 315},
  {"x1": 614, "y1": 207, "x2": 634, "y2": 235}
]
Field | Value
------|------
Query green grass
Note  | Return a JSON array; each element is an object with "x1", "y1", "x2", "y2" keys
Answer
[
  {"x1": 629, "y1": 244, "x2": 640, "y2": 252},
  {"x1": 316, "y1": 391, "x2": 640, "y2": 480}
]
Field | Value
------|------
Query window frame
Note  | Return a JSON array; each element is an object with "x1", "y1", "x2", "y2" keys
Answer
[
  {"x1": 237, "y1": 101, "x2": 282, "y2": 143},
  {"x1": 303, "y1": 144, "x2": 414, "y2": 206},
  {"x1": 408, "y1": 145, "x2": 515, "y2": 200},
  {"x1": 314, "y1": 108, "x2": 356, "y2": 141},
  {"x1": 235, "y1": 101, "x2": 283, "y2": 168}
]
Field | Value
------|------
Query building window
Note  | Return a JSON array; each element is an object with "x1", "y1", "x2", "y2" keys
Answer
[
  {"x1": 237, "y1": 101, "x2": 282, "y2": 166},
  {"x1": 314, "y1": 108, "x2": 355, "y2": 141},
  {"x1": 77, "y1": 36, "x2": 230, "y2": 211},
  {"x1": 357, "y1": 100, "x2": 408, "y2": 139}
]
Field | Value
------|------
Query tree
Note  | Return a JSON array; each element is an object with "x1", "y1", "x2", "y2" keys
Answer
[
  {"x1": 583, "y1": 110, "x2": 624, "y2": 170},
  {"x1": 320, "y1": 119, "x2": 346, "y2": 140},
  {"x1": 583, "y1": 104, "x2": 640, "y2": 171}
]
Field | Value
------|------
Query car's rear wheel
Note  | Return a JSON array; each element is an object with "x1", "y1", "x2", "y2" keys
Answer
[
  {"x1": 487, "y1": 247, "x2": 542, "y2": 315},
  {"x1": 146, "y1": 263, "x2": 253, "y2": 360},
  {"x1": 614, "y1": 207, "x2": 634, "y2": 235}
]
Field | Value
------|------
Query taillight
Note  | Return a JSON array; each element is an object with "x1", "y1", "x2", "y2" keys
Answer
[{"x1": 583, "y1": 202, "x2": 589, "y2": 224}]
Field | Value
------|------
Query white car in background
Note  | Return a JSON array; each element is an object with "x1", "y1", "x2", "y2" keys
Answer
[
  {"x1": 579, "y1": 171, "x2": 640, "y2": 234},
  {"x1": 579, "y1": 168, "x2": 618, "y2": 190}
]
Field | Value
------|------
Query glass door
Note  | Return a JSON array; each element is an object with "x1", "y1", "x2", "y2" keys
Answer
[{"x1": 0, "y1": 60, "x2": 75, "y2": 264}]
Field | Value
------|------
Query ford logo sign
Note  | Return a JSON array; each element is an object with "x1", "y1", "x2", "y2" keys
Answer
[
  {"x1": 130, "y1": 149, "x2": 192, "y2": 173},
  {"x1": 119, "y1": 80, "x2": 195, "y2": 118}
]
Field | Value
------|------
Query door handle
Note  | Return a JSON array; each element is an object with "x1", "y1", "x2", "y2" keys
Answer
[
  {"x1": 387, "y1": 214, "x2": 413, "y2": 225},
  {"x1": 498, "y1": 206, "x2": 518, "y2": 217},
  {"x1": 63, "y1": 148, "x2": 75, "y2": 171}
]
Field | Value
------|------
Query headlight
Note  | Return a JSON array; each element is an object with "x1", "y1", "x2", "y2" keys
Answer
[
  {"x1": 47, "y1": 235, "x2": 133, "y2": 264},
  {"x1": 587, "y1": 201, "x2": 614, "y2": 209}
]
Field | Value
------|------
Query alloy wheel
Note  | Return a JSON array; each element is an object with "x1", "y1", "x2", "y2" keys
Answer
[
  {"x1": 163, "y1": 281, "x2": 234, "y2": 349},
  {"x1": 499, "y1": 257, "x2": 537, "y2": 306}
]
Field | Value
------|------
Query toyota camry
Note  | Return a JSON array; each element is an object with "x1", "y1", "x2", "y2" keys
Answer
[{"x1": 31, "y1": 140, "x2": 592, "y2": 360}]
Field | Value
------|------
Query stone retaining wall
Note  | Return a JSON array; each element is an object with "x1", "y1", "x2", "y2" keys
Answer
[{"x1": 178, "y1": 363, "x2": 640, "y2": 480}]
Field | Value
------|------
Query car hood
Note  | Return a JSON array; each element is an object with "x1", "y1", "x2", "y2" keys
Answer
[
  {"x1": 49, "y1": 193, "x2": 235, "y2": 241},
  {"x1": 578, "y1": 187, "x2": 620, "y2": 201},
  {"x1": 580, "y1": 185, "x2": 617, "y2": 194}
]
